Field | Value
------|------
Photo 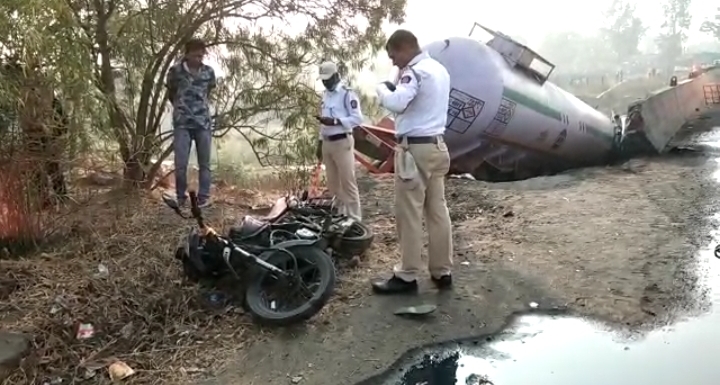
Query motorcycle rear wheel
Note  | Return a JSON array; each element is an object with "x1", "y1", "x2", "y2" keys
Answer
[
  {"x1": 337, "y1": 221, "x2": 374, "y2": 257},
  {"x1": 244, "y1": 245, "x2": 335, "y2": 326}
]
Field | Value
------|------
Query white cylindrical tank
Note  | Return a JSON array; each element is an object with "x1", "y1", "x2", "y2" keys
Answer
[{"x1": 422, "y1": 37, "x2": 616, "y2": 168}]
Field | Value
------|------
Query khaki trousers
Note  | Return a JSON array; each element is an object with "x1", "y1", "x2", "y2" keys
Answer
[
  {"x1": 322, "y1": 136, "x2": 362, "y2": 220},
  {"x1": 393, "y1": 138, "x2": 453, "y2": 281}
]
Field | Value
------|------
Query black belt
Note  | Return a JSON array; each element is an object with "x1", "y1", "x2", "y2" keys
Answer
[
  {"x1": 325, "y1": 133, "x2": 349, "y2": 142},
  {"x1": 396, "y1": 135, "x2": 443, "y2": 144}
]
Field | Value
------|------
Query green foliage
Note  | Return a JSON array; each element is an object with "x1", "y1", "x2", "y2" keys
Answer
[
  {"x1": 357, "y1": 91, "x2": 386, "y2": 123},
  {"x1": 538, "y1": 32, "x2": 614, "y2": 73},
  {"x1": 538, "y1": 1, "x2": 646, "y2": 75},
  {"x1": 656, "y1": 0, "x2": 693, "y2": 65},
  {"x1": 700, "y1": 8, "x2": 720, "y2": 41},
  {"x1": 600, "y1": 0, "x2": 646, "y2": 61},
  {"x1": 0, "y1": 0, "x2": 408, "y2": 186},
  {"x1": 0, "y1": 0, "x2": 97, "y2": 156}
]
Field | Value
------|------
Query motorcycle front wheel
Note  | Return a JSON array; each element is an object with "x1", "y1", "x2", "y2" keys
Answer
[
  {"x1": 176, "y1": 247, "x2": 201, "y2": 283},
  {"x1": 244, "y1": 245, "x2": 335, "y2": 326}
]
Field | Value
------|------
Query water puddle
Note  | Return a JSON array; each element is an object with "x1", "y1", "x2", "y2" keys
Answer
[{"x1": 365, "y1": 152, "x2": 720, "y2": 385}]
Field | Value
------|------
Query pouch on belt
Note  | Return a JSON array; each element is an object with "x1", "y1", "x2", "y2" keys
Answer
[{"x1": 396, "y1": 136, "x2": 418, "y2": 181}]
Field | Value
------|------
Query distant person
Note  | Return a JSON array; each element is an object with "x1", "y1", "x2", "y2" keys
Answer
[
  {"x1": 315, "y1": 61, "x2": 363, "y2": 220},
  {"x1": 166, "y1": 38, "x2": 216, "y2": 207},
  {"x1": 372, "y1": 29, "x2": 454, "y2": 294}
]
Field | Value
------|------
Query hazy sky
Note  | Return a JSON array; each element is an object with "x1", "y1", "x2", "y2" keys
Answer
[
  {"x1": 210, "y1": 0, "x2": 720, "y2": 89},
  {"x1": 195, "y1": 0, "x2": 720, "y2": 135},
  {"x1": 394, "y1": 0, "x2": 718, "y2": 47},
  {"x1": 343, "y1": 0, "x2": 719, "y2": 89}
]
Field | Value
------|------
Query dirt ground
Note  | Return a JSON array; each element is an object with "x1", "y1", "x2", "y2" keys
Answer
[
  {"x1": 0, "y1": 151, "x2": 715, "y2": 385},
  {"x1": 203, "y1": 152, "x2": 716, "y2": 385}
]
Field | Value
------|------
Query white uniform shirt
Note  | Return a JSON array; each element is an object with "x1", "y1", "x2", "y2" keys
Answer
[
  {"x1": 376, "y1": 52, "x2": 450, "y2": 137},
  {"x1": 319, "y1": 84, "x2": 364, "y2": 139}
]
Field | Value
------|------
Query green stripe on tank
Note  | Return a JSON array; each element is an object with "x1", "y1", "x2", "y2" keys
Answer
[
  {"x1": 501, "y1": 87, "x2": 614, "y2": 144},
  {"x1": 502, "y1": 87, "x2": 563, "y2": 122}
]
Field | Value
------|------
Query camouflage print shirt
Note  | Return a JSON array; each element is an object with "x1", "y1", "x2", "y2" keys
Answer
[{"x1": 166, "y1": 61, "x2": 216, "y2": 130}]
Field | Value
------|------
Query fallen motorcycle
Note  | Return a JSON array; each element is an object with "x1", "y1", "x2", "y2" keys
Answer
[
  {"x1": 229, "y1": 192, "x2": 374, "y2": 258},
  {"x1": 164, "y1": 191, "x2": 336, "y2": 326}
]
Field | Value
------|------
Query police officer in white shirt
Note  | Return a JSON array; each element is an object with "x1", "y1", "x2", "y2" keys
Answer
[
  {"x1": 372, "y1": 30, "x2": 453, "y2": 294},
  {"x1": 316, "y1": 61, "x2": 363, "y2": 220}
]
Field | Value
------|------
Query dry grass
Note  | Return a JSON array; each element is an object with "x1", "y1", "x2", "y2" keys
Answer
[
  {"x1": 213, "y1": 163, "x2": 320, "y2": 194},
  {"x1": 0, "y1": 174, "x2": 293, "y2": 384},
  {"x1": 0, "y1": 190, "x2": 253, "y2": 385},
  {"x1": 0, "y1": 167, "x2": 383, "y2": 385}
]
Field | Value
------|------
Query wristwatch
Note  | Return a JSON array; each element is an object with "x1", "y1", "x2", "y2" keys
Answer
[{"x1": 333, "y1": 118, "x2": 339, "y2": 125}]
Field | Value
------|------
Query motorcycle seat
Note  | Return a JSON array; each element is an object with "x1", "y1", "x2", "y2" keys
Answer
[
  {"x1": 230, "y1": 216, "x2": 268, "y2": 238},
  {"x1": 259, "y1": 197, "x2": 289, "y2": 221},
  {"x1": 229, "y1": 197, "x2": 291, "y2": 240}
]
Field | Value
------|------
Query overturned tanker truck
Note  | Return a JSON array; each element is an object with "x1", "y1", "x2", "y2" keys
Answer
[{"x1": 353, "y1": 23, "x2": 720, "y2": 181}]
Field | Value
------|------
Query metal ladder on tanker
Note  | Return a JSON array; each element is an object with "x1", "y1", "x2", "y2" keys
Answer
[{"x1": 703, "y1": 84, "x2": 720, "y2": 105}]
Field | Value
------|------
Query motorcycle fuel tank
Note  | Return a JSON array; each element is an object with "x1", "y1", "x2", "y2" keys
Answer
[{"x1": 418, "y1": 26, "x2": 617, "y2": 175}]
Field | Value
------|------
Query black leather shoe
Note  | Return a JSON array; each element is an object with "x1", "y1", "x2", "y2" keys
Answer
[
  {"x1": 371, "y1": 275, "x2": 418, "y2": 294},
  {"x1": 431, "y1": 274, "x2": 452, "y2": 290}
]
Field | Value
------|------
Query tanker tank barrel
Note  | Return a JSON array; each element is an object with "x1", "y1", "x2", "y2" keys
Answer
[{"x1": 351, "y1": 28, "x2": 719, "y2": 182}]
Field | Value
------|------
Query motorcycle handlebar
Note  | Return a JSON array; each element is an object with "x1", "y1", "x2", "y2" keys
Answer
[{"x1": 188, "y1": 191, "x2": 205, "y2": 229}]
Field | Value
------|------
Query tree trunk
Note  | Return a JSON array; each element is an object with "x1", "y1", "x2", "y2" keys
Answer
[
  {"x1": 19, "y1": 80, "x2": 54, "y2": 208},
  {"x1": 122, "y1": 153, "x2": 147, "y2": 187},
  {"x1": 143, "y1": 143, "x2": 175, "y2": 189}
]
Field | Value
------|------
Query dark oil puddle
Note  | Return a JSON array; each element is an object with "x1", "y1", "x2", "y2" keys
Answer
[
  {"x1": 358, "y1": 241, "x2": 720, "y2": 385},
  {"x1": 356, "y1": 152, "x2": 720, "y2": 385}
]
